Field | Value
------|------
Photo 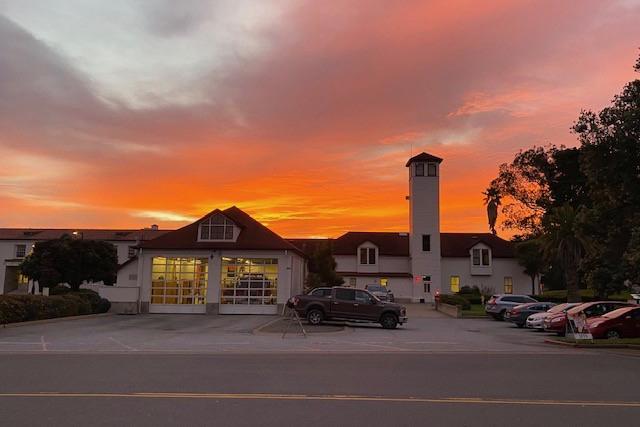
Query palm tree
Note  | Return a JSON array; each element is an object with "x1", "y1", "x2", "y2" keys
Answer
[
  {"x1": 483, "y1": 187, "x2": 501, "y2": 235},
  {"x1": 538, "y1": 205, "x2": 591, "y2": 302}
]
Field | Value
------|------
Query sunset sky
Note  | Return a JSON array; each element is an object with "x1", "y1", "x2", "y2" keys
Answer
[{"x1": 1, "y1": 1, "x2": 639, "y2": 238}]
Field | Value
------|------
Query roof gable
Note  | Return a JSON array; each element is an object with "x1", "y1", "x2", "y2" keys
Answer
[{"x1": 139, "y1": 206, "x2": 305, "y2": 256}]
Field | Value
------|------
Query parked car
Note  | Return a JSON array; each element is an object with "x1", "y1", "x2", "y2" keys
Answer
[
  {"x1": 365, "y1": 284, "x2": 395, "y2": 302},
  {"x1": 525, "y1": 303, "x2": 581, "y2": 330},
  {"x1": 586, "y1": 306, "x2": 640, "y2": 339},
  {"x1": 544, "y1": 301, "x2": 633, "y2": 336},
  {"x1": 505, "y1": 302, "x2": 556, "y2": 328},
  {"x1": 291, "y1": 286, "x2": 407, "y2": 329},
  {"x1": 485, "y1": 294, "x2": 538, "y2": 320}
]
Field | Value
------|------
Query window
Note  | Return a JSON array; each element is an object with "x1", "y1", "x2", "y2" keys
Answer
[
  {"x1": 504, "y1": 277, "x2": 513, "y2": 294},
  {"x1": 151, "y1": 257, "x2": 208, "y2": 305},
  {"x1": 450, "y1": 276, "x2": 460, "y2": 293},
  {"x1": 380, "y1": 278, "x2": 388, "y2": 287},
  {"x1": 309, "y1": 288, "x2": 331, "y2": 297},
  {"x1": 349, "y1": 278, "x2": 356, "y2": 287},
  {"x1": 335, "y1": 288, "x2": 355, "y2": 301},
  {"x1": 199, "y1": 215, "x2": 235, "y2": 241},
  {"x1": 128, "y1": 273, "x2": 138, "y2": 281},
  {"x1": 472, "y1": 248, "x2": 490, "y2": 266},
  {"x1": 359, "y1": 247, "x2": 376, "y2": 265},
  {"x1": 15, "y1": 244, "x2": 26, "y2": 258},
  {"x1": 415, "y1": 163, "x2": 424, "y2": 176},
  {"x1": 128, "y1": 246, "x2": 137, "y2": 258},
  {"x1": 427, "y1": 163, "x2": 437, "y2": 176},
  {"x1": 220, "y1": 258, "x2": 278, "y2": 306},
  {"x1": 422, "y1": 234, "x2": 431, "y2": 251},
  {"x1": 355, "y1": 290, "x2": 374, "y2": 304}
]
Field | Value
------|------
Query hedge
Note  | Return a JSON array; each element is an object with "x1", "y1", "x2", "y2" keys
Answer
[
  {"x1": 0, "y1": 290, "x2": 110, "y2": 325},
  {"x1": 439, "y1": 294, "x2": 471, "y2": 310},
  {"x1": 538, "y1": 289, "x2": 632, "y2": 304}
]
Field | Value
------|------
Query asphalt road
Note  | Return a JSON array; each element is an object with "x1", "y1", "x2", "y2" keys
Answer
[{"x1": 1, "y1": 351, "x2": 639, "y2": 426}]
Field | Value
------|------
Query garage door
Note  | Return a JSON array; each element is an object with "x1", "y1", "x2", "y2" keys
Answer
[
  {"x1": 150, "y1": 257, "x2": 208, "y2": 314},
  {"x1": 219, "y1": 257, "x2": 278, "y2": 315}
]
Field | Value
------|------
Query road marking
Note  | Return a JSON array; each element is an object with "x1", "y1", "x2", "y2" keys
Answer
[
  {"x1": 40, "y1": 336, "x2": 47, "y2": 352},
  {"x1": 0, "y1": 392, "x2": 638, "y2": 408},
  {"x1": 108, "y1": 337, "x2": 137, "y2": 351}
]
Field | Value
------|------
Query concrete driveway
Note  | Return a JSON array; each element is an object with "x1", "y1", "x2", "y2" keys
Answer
[{"x1": 0, "y1": 305, "x2": 582, "y2": 354}]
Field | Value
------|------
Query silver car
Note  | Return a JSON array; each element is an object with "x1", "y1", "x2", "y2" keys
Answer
[
  {"x1": 485, "y1": 294, "x2": 537, "y2": 320},
  {"x1": 525, "y1": 303, "x2": 581, "y2": 329},
  {"x1": 365, "y1": 284, "x2": 395, "y2": 302}
]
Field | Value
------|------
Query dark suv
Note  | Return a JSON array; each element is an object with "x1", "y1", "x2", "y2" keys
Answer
[{"x1": 292, "y1": 287, "x2": 407, "y2": 329}]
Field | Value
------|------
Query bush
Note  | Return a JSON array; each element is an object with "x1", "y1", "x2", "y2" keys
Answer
[
  {"x1": 439, "y1": 294, "x2": 471, "y2": 310},
  {"x1": 538, "y1": 289, "x2": 632, "y2": 303},
  {"x1": 0, "y1": 291, "x2": 109, "y2": 325}
]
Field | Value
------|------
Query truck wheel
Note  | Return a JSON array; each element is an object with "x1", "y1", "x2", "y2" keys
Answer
[
  {"x1": 380, "y1": 313, "x2": 398, "y2": 329},
  {"x1": 307, "y1": 309, "x2": 324, "y2": 326}
]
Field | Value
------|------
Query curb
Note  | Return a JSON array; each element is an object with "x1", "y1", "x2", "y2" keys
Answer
[
  {"x1": 1, "y1": 313, "x2": 112, "y2": 329},
  {"x1": 544, "y1": 338, "x2": 638, "y2": 349}
]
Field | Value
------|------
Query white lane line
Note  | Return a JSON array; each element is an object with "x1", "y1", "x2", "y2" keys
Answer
[
  {"x1": 354, "y1": 342, "x2": 411, "y2": 351},
  {"x1": 108, "y1": 337, "x2": 138, "y2": 352},
  {"x1": 40, "y1": 336, "x2": 48, "y2": 352},
  {"x1": 0, "y1": 342, "x2": 43, "y2": 345}
]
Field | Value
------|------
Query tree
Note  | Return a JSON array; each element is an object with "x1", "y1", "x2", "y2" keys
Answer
[
  {"x1": 537, "y1": 205, "x2": 592, "y2": 302},
  {"x1": 483, "y1": 187, "x2": 501, "y2": 235},
  {"x1": 306, "y1": 242, "x2": 344, "y2": 289},
  {"x1": 485, "y1": 145, "x2": 587, "y2": 237},
  {"x1": 570, "y1": 55, "x2": 640, "y2": 297},
  {"x1": 20, "y1": 235, "x2": 118, "y2": 291},
  {"x1": 515, "y1": 239, "x2": 546, "y2": 295}
]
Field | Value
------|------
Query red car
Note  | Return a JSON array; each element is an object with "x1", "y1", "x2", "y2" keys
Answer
[
  {"x1": 544, "y1": 301, "x2": 632, "y2": 336},
  {"x1": 586, "y1": 306, "x2": 640, "y2": 339}
]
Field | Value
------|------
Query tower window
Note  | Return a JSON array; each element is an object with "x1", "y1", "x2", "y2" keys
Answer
[
  {"x1": 422, "y1": 234, "x2": 431, "y2": 251},
  {"x1": 359, "y1": 247, "x2": 376, "y2": 265},
  {"x1": 427, "y1": 163, "x2": 437, "y2": 176},
  {"x1": 415, "y1": 163, "x2": 424, "y2": 176}
]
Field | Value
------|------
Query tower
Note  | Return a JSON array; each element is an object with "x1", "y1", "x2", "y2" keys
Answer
[{"x1": 406, "y1": 152, "x2": 443, "y2": 302}]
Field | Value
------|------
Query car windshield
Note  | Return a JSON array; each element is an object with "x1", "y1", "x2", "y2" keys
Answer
[{"x1": 367, "y1": 285, "x2": 385, "y2": 292}]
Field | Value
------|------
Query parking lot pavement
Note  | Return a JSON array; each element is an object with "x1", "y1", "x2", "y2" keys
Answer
[{"x1": 0, "y1": 311, "x2": 587, "y2": 354}]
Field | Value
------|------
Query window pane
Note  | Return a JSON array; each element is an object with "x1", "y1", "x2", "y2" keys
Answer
[
  {"x1": 200, "y1": 225, "x2": 209, "y2": 240},
  {"x1": 415, "y1": 163, "x2": 424, "y2": 176},
  {"x1": 224, "y1": 226, "x2": 233, "y2": 240},
  {"x1": 360, "y1": 248, "x2": 368, "y2": 264},
  {"x1": 482, "y1": 249, "x2": 490, "y2": 265},
  {"x1": 427, "y1": 163, "x2": 437, "y2": 176},
  {"x1": 368, "y1": 248, "x2": 376, "y2": 264},
  {"x1": 335, "y1": 288, "x2": 355, "y2": 301},
  {"x1": 450, "y1": 276, "x2": 460, "y2": 293},
  {"x1": 422, "y1": 235, "x2": 431, "y2": 251},
  {"x1": 472, "y1": 249, "x2": 480, "y2": 265}
]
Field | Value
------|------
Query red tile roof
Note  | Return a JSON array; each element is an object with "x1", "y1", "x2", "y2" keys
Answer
[
  {"x1": 0, "y1": 228, "x2": 170, "y2": 241},
  {"x1": 297, "y1": 231, "x2": 515, "y2": 258},
  {"x1": 139, "y1": 206, "x2": 306, "y2": 257},
  {"x1": 405, "y1": 152, "x2": 443, "y2": 166}
]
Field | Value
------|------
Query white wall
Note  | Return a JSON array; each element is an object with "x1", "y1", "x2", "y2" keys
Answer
[
  {"x1": 441, "y1": 257, "x2": 536, "y2": 296},
  {"x1": 335, "y1": 254, "x2": 410, "y2": 274},
  {"x1": 409, "y1": 162, "x2": 442, "y2": 301},
  {"x1": 0, "y1": 240, "x2": 35, "y2": 294},
  {"x1": 342, "y1": 275, "x2": 414, "y2": 301}
]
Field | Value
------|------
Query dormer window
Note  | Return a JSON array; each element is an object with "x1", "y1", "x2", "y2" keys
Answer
[
  {"x1": 472, "y1": 248, "x2": 490, "y2": 266},
  {"x1": 199, "y1": 215, "x2": 235, "y2": 241},
  {"x1": 360, "y1": 247, "x2": 376, "y2": 265}
]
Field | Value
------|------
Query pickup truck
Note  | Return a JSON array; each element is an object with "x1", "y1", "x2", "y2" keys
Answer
[{"x1": 290, "y1": 287, "x2": 408, "y2": 329}]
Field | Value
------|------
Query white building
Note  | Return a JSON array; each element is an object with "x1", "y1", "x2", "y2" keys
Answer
[
  {"x1": 0, "y1": 228, "x2": 168, "y2": 295},
  {"x1": 291, "y1": 152, "x2": 536, "y2": 302},
  {"x1": 0, "y1": 151, "x2": 534, "y2": 312}
]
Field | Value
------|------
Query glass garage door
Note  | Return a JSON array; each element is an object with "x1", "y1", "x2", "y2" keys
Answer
[
  {"x1": 150, "y1": 257, "x2": 208, "y2": 313},
  {"x1": 220, "y1": 257, "x2": 278, "y2": 314}
]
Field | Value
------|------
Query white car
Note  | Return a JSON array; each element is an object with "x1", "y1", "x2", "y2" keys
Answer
[{"x1": 525, "y1": 302, "x2": 581, "y2": 329}]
